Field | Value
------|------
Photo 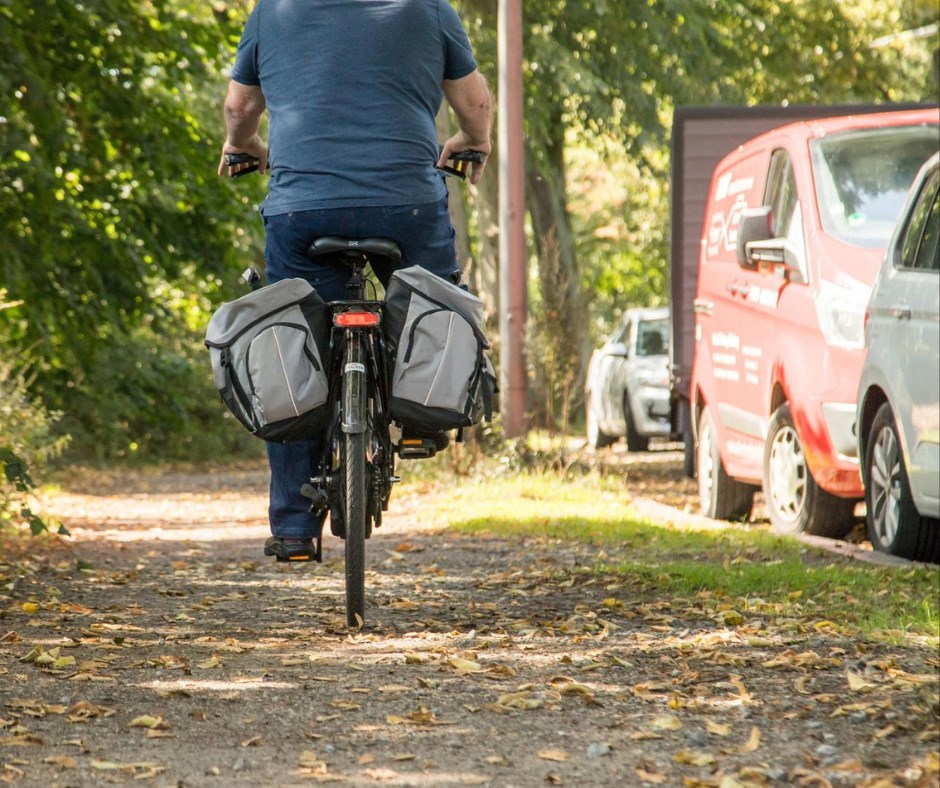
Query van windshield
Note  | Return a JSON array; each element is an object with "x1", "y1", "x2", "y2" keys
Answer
[{"x1": 810, "y1": 124, "x2": 939, "y2": 248}]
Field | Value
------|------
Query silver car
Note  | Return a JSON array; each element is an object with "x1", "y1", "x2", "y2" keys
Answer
[
  {"x1": 585, "y1": 307, "x2": 673, "y2": 451},
  {"x1": 857, "y1": 152, "x2": 940, "y2": 563}
]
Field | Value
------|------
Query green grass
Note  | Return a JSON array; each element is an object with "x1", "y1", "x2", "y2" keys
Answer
[{"x1": 419, "y1": 470, "x2": 940, "y2": 641}]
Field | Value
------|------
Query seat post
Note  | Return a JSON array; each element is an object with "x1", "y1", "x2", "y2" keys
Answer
[{"x1": 344, "y1": 255, "x2": 367, "y2": 298}]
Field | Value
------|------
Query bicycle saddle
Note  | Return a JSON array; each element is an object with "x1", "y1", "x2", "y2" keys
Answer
[{"x1": 306, "y1": 236, "x2": 402, "y2": 264}]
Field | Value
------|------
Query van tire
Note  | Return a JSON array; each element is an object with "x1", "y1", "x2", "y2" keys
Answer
[
  {"x1": 697, "y1": 408, "x2": 755, "y2": 521},
  {"x1": 763, "y1": 403, "x2": 855, "y2": 538},
  {"x1": 864, "y1": 403, "x2": 940, "y2": 563},
  {"x1": 586, "y1": 394, "x2": 616, "y2": 450},
  {"x1": 624, "y1": 392, "x2": 650, "y2": 452}
]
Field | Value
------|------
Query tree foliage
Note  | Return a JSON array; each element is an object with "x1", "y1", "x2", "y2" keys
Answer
[{"x1": 0, "y1": 0, "x2": 264, "y2": 460}]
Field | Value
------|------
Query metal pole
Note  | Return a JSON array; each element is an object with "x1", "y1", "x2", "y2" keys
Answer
[{"x1": 498, "y1": 0, "x2": 527, "y2": 438}]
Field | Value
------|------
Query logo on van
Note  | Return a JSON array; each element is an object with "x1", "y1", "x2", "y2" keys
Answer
[{"x1": 707, "y1": 195, "x2": 748, "y2": 257}]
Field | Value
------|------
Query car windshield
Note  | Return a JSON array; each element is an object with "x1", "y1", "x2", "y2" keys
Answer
[
  {"x1": 810, "y1": 124, "x2": 939, "y2": 248},
  {"x1": 636, "y1": 317, "x2": 668, "y2": 357}
]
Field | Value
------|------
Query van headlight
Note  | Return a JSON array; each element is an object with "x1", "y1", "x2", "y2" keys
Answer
[{"x1": 814, "y1": 279, "x2": 871, "y2": 351}]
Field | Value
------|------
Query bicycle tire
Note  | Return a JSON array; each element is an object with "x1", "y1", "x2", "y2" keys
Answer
[{"x1": 344, "y1": 429, "x2": 366, "y2": 627}]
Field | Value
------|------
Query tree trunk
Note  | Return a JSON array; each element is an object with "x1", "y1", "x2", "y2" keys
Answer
[{"x1": 525, "y1": 130, "x2": 592, "y2": 426}]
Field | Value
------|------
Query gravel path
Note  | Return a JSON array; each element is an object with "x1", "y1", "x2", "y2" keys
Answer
[{"x1": 0, "y1": 461, "x2": 935, "y2": 787}]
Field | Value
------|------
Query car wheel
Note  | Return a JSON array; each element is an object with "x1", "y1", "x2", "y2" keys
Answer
[
  {"x1": 623, "y1": 392, "x2": 650, "y2": 452},
  {"x1": 763, "y1": 403, "x2": 855, "y2": 538},
  {"x1": 586, "y1": 393, "x2": 616, "y2": 450},
  {"x1": 697, "y1": 407, "x2": 755, "y2": 521},
  {"x1": 865, "y1": 403, "x2": 940, "y2": 563}
]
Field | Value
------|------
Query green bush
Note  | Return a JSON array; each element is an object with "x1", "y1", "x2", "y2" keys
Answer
[
  {"x1": 0, "y1": 313, "x2": 69, "y2": 533},
  {"x1": 56, "y1": 326, "x2": 263, "y2": 464}
]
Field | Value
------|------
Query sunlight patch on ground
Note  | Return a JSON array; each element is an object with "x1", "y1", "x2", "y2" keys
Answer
[
  {"x1": 138, "y1": 677, "x2": 294, "y2": 693},
  {"x1": 63, "y1": 524, "x2": 270, "y2": 542}
]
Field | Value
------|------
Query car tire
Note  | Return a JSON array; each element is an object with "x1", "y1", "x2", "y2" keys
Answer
[
  {"x1": 864, "y1": 403, "x2": 940, "y2": 563},
  {"x1": 763, "y1": 403, "x2": 856, "y2": 538},
  {"x1": 586, "y1": 394, "x2": 616, "y2": 450},
  {"x1": 697, "y1": 407, "x2": 756, "y2": 521},
  {"x1": 623, "y1": 392, "x2": 650, "y2": 453}
]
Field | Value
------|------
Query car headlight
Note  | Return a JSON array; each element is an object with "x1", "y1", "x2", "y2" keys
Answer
[
  {"x1": 637, "y1": 367, "x2": 669, "y2": 388},
  {"x1": 814, "y1": 278, "x2": 871, "y2": 351}
]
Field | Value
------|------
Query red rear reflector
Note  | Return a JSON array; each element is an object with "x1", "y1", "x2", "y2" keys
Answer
[{"x1": 334, "y1": 311, "x2": 380, "y2": 327}]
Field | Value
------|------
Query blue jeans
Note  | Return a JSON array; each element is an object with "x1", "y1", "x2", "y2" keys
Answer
[{"x1": 262, "y1": 197, "x2": 459, "y2": 539}]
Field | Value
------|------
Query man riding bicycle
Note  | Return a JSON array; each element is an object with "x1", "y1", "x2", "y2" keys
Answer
[{"x1": 217, "y1": 0, "x2": 492, "y2": 562}]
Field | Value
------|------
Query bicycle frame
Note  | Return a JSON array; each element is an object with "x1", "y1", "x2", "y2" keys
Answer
[{"x1": 309, "y1": 259, "x2": 398, "y2": 626}]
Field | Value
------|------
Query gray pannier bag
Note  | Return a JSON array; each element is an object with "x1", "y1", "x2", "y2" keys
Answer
[
  {"x1": 205, "y1": 278, "x2": 331, "y2": 442},
  {"x1": 383, "y1": 266, "x2": 496, "y2": 432}
]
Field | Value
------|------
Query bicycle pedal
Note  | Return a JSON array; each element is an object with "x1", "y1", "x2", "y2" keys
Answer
[
  {"x1": 397, "y1": 438, "x2": 437, "y2": 459},
  {"x1": 300, "y1": 483, "x2": 329, "y2": 516}
]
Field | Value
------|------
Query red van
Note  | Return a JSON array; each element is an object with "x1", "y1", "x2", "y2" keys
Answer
[{"x1": 691, "y1": 108, "x2": 939, "y2": 536}]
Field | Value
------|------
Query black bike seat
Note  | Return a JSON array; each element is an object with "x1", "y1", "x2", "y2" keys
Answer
[{"x1": 306, "y1": 236, "x2": 402, "y2": 264}]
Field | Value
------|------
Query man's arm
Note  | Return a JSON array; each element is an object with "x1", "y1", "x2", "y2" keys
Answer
[
  {"x1": 217, "y1": 81, "x2": 268, "y2": 176},
  {"x1": 439, "y1": 70, "x2": 492, "y2": 185}
]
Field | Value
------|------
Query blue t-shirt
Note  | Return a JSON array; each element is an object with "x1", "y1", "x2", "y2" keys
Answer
[{"x1": 230, "y1": 0, "x2": 478, "y2": 215}]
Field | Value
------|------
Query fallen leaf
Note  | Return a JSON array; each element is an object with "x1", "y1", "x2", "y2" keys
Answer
[
  {"x1": 846, "y1": 670, "x2": 875, "y2": 692},
  {"x1": 538, "y1": 749, "x2": 569, "y2": 762},
  {"x1": 128, "y1": 715, "x2": 169, "y2": 730},
  {"x1": 739, "y1": 726, "x2": 761, "y2": 753},
  {"x1": 43, "y1": 755, "x2": 77, "y2": 769},
  {"x1": 706, "y1": 720, "x2": 731, "y2": 736},
  {"x1": 635, "y1": 767, "x2": 668, "y2": 783},
  {"x1": 651, "y1": 715, "x2": 682, "y2": 731},
  {"x1": 672, "y1": 749, "x2": 716, "y2": 766},
  {"x1": 448, "y1": 656, "x2": 484, "y2": 674}
]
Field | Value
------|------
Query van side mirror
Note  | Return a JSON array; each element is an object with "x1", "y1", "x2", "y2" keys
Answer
[
  {"x1": 744, "y1": 239, "x2": 806, "y2": 284},
  {"x1": 736, "y1": 206, "x2": 806, "y2": 284},
  {"x1": 608, "y1": 341, "x2": 629, "y2": 358},
  {"x1": 736, "y1": 207, "x2": 773, "y2": 269}
]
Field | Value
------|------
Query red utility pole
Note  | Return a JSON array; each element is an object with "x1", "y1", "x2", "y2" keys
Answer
[{"x1": 498, "y1": 0, "x2": 527, "y2": 438}]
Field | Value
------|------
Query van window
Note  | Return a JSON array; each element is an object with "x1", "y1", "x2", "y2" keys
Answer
[
  {"x1": 900, "y1": 169, "x2": 940, "y2": 271},
  {"x1": 764, "y1": 150, "x2": 807, "y2": 273},
  {"x1": 765, "y1": 150, "x2": 799, "y2": 238},
  {"x1": 810, "y1": 125, "x2": 939, "y2": 249}
]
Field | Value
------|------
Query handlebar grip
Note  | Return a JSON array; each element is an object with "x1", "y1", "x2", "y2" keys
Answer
[
  {"x1": 439, "y1": 148, "x2": 486, "y2": 179},
  {"x1": 450, "y1": 149, "x2": 486, "y2": 164},
  {"x1": 224, "y1": 152, "x2": 261, "y2": 179}
]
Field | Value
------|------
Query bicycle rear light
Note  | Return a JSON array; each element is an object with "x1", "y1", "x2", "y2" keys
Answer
[{"x1": 334, "y1": 311, "x2": 380, "y2": 328}]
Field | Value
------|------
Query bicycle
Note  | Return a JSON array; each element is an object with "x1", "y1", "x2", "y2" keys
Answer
[{"x1": 227, "y1": 148, "x2": 485, "y2": 627}]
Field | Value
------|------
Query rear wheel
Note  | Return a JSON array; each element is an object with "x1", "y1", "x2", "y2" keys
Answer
[
  {"x1": 624, "y1": 392, "x2": 650, "y2": 453},
  {"x1": 697, "y1": 407, "x2": 755, "y2": 521},
  {"x1": 343, "y1": 430, "x2": 366, "y2": 627},
  {"x1": 763, "y1": 403, "x2": 855, "y2": 537},
  {"x1": 865, "y1": 403, "x2": 940, "y2": 562},
  {"x1": 586, "y1": 393, "x2": 616, "y2": 449}
]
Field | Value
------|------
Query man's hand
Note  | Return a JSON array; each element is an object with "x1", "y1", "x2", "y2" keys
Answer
[
  {"x1": 438, "y1": 132, "x2": 490, "y2": 185},
  {"x1": 218, "y1": 136, "x2": 268, "y2": 178}
]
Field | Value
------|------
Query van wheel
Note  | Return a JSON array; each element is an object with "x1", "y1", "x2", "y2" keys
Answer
[
  {"x1": 763, "y1": 403, "x2": 855, "y2": 538},
  {"x1": 697, "y1": 408, "x2": 755, "y2": 521},
  {"x1": 624, "y1": 392, "x2": 650, "y2": 452},
  {"x1": 586, "y1": 394, "x2": 616, "y2": 450},
  {"x1": 864, "y1": 403, "x2": 940, "y2": 563}
]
